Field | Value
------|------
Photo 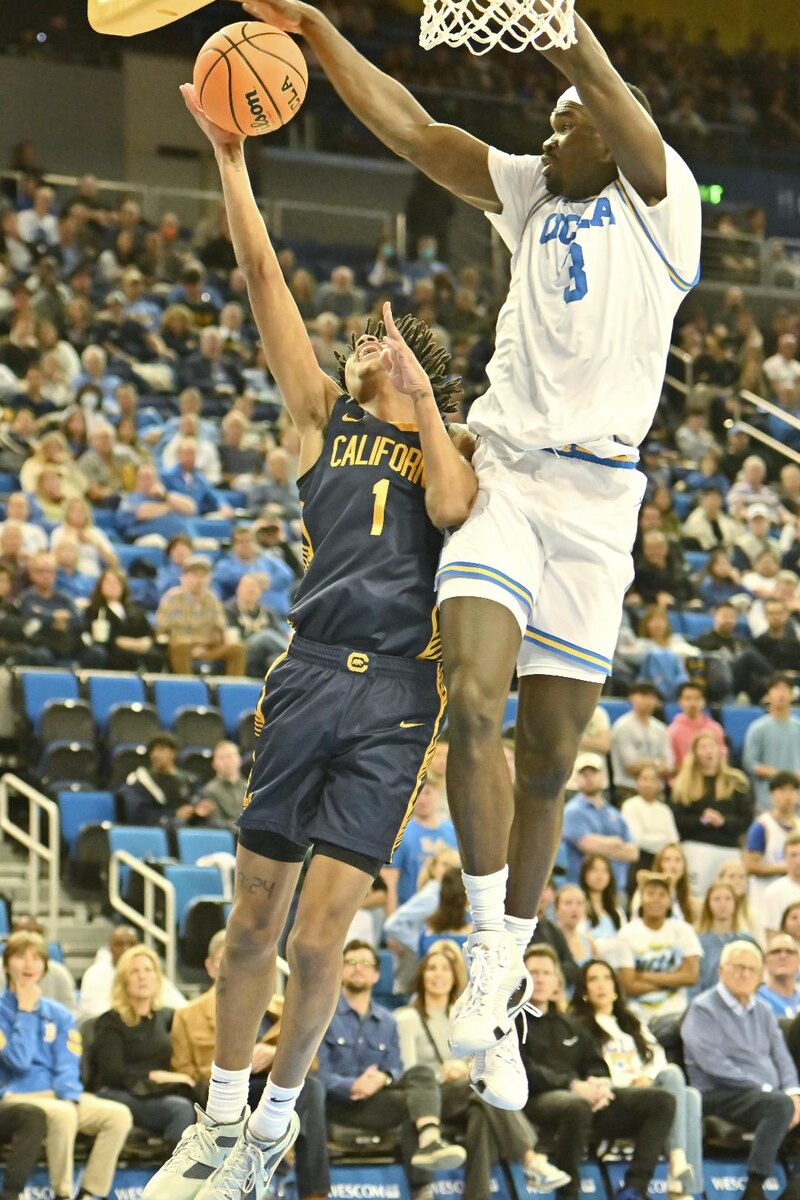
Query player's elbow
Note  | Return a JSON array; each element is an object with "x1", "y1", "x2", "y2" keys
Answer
[{"x1": 425, "y1": 491, "x2": 473, "y2": 530}]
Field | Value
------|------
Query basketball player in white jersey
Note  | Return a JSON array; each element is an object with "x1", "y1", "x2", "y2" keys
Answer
[{"x1": 242, "y1": 0, "x2": 702, "y2": 1109}]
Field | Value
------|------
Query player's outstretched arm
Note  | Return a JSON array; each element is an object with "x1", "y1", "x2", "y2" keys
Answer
[
  {"x1": 180, "y1": 84, "x2": 338, "y2": 437},
  {"x1": 537, "y1": 12, "x2": 666, "y2": 203},
  {"x1": 381, "y1": 303, "x2": 477, "y2": 529},
  {"x1": 241, "y1": 0, "x2": 499, "y2": 212}
]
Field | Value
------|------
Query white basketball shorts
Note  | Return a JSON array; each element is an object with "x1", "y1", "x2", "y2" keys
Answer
[{"x1": 437, "y1": 434, "x2": 647, "y2": 683}]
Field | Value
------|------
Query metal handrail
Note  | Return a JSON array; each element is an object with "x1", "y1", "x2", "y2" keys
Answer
[
  {"x1": 0, "y1": 773, "x2": 60, "y2": 938},
  {"x1": 108, "y1": 849, "x2": 176, "y2": 979},
  {"x1": 730, "y1": 387, "x2": 800, "y2": 467},
  {"x1": 740, "y1": 388, "x2": 800, "y2": 435},
  {"x1": 665, "y1": 343, "x2": 695, "y2": 397}
]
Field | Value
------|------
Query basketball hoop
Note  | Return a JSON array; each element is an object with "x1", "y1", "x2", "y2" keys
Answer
[
  {"x1": 419, "y1": 0, "x2": 576, "y2": 55},
  {"x1": 88, "y1": 0, "x2": 214, "y2": 36}
]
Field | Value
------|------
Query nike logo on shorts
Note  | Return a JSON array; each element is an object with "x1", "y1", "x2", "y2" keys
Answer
[
  {"x1": 342, "y1": 414, "x2": 363, "y2": 422},
  {"x1": 399, "y1": 721, "x2": 424, "y2": 728}
]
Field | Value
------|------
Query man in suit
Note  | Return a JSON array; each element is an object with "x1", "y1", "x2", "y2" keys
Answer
[{"x1": 170, "y1": 932, "x2": 329, "y2": 1200}]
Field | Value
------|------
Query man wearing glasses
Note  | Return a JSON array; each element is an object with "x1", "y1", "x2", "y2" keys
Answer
[
  {"x1": 758, "y1": 934, "x2": 800, "y2": 1019},
  {"x1": 317, "y1": 940, "x2": 464, "y2": 1197},
  {"x1": 682, "y1": 940, "x2": 800, "y2": 1200}
]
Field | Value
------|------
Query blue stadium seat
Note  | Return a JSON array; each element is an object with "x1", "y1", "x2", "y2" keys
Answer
[
  {"x1": 108, "y1": 826, "x2": 170, "y2": 890},
  {"x1": 116, "y1": 545, "x2": 165, "y2": 570},
  {"x1": 57, "y1": 791, "x2": 114, "y2": 854},
  {"x1": 0, "y1": 899, "x2": 9, "y2": 937},
  {"x1": 216, "y1": 681, "x2": 263, "y2": 738},
  {"x1": 373, "y1": 949, "x2": 395, "y2": 1000},
  {"x1": 672, "y1": 492, "x2": 694, "y2": 519},
  {"x1": 0, "y1": 472, "x2": 19, "y2": 495},
  {"x1": 663, "y1": 702, "x2": 681, "y2": 723},
  {"x1": 191, "y1": 517, "x2": 233, "y2": 541},
  {"x1": 685, "y1": 551, "x2": 710, "y2": 575},
  {"x1": 86, "y1": 672, "x2": 147, "y2": 732},
  {"x1": 721, "y1": 704, "x2": 763, "y2": 763},
  {"x1": 176, "y1": 827, "x2": 235, "y2": 864},
  {"x1": 598, "y1": 698, "x2": 630, "y2": 724},
  {"x1": 162, "y1": 864, "x2": 224, "y2": 935},
  {"x1": 153, "y1": 678, "x2": 210, "y2": 728},
  {"x1": 502, "y1": 694, "x2": 518, "y2": 732},
  {"x1": 680, "y1": 612, "x2": 714, "y2": 640},
  {"x1": 93, "y1": 509, "x2": 121, "y2": 535},
  {"x1": 21, "y1": 670, "x2": 79, "y2": 732}
]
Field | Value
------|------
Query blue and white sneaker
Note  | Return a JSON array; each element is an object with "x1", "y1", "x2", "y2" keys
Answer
[
  {"x1": 194, "y1": 1112, "x2": 301, "y2": 1200},
  {"x1": 142, "y1": 1105, "x2": 248, "y2": 1200}
]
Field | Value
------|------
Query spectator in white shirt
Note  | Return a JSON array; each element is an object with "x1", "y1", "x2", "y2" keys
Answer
[
  {"x1": 0, "y1": 493, "x2": 47, "y2": 557},
  {"x1": 762, "y1": 834, "x2": 800, "y2": 937},
  {"x1": 744, "y1": 772, "x2": 800, "y2": 907},
  {"x1": 610, "y1": 683, "x2": 672, "y2": 799},
  {"x1": 621, "y1": 766, "x2": 680, "y2": 872},
  {"x1": 763, "y1": 334, "x2": 800, "y2": 401},
  {"x1": 17, "y1": 185, "x2": 59, "y2": 249},
  {"x1": 77, "y1": 924, "x2": 186, "y2": 1022}
]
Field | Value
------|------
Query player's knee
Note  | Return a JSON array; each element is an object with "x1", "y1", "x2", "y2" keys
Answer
[
  {"x1": 286, "y1": 920, "x2": 341, "y2": 980},
  {"x1": 446, "y1": 670, "x2": 503, "y2": 747},
  {"x1": 516, "y1": 739, "x2": 576, "y2": 803},
  {"x1": 225, "y1": 902, "x2": 282, "y2": 958}
]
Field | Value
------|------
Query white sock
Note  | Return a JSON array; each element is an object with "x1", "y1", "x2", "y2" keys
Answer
[
  {"x1": 505, "y1": 914, "x2": 538, "y2": 954},
  {"x1": 463, "y1": 866, "x2": 508, "y2": 932},
  {"x1": 207, "y1": 1063, "x2": 251, "y2": 1124},
  {"x1": 249, "y1": 1078, "x2": 304, "y2": 1143}
]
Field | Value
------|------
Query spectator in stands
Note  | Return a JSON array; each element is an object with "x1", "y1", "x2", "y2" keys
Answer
[
  {"x1": 0, "y1": 494, "x2": 46, "y2": 558},
  {"x1": 78, "y1": 421, "x2": 139, "y2": 508},
  {"x1": 19, "y1": 431, "x2": 87, "y2": 502},
  {"x1": 763, "y1": 334, "x2": 800, "y2": 402},
  {"x1": 84, "y1": 566, "x2": 163, "y2": 672},
  {"x1": 50, "y1": 497, "x2": 118, "y2": 580},
  {"x1": 171, "y1": 930, "x2": 330, "y2": 1200},
  {"x1": 0, "y1": 524, "x2": 30, "y2": 598},
  {"x1": 316, "y1": 266, "x2": 366, "y2": 320},
  {"x1": 744, "y1": 772, "x2": 800, "y2": 903},
  {"x1": 159, "y1": 305, "x2": 198, "y2": 361},
  {"x1": 530, "y1": 879, "x2": 580, "y2": 993},
  {"x1": 0, "y1": 1099, "x2": 46, "y2": 1200},
  {"x1": 0, "y1": 931, "x2": 133, "y2": 1200},
  {"x1": 681, "y1": 487, "x2": 740, "y2": 552},
  {"x1": 0, "y1": 916, "x2": 77, "y2": 1014},
  {"x1": 667, "y1": 681, "x2": 726, "y2": 768},
  {"x1": 394, "y1": 940, "x2": 567, "y2": 1192},
  {"x1": 53, "y1": 539, "x2": 94, "y2": 603},
  {"x1": 318, "y1": 940, "x2": 465, "y2": 1190},
  {"x1": 0, "y1": 564, "x2": 39, "y2": 665},
  {"x1": 18, "y1": 551, "x2": 86, "y2": 665},
  {"x1": 155, "y1": 533, "x2": 192, "y2": 597},
  {"x1": 727, "y1": 456, "x2": 782, "y2": 523},
  {"x1": 160, "y1": 413, "x2": 222, "y2": 485},
  {"x1": 691, "y1": 601, "x2": 747, "y2": 701},
  {"x1": 733, "y1": 505, "x2": 777, "y2": 572},
  {"x1": 155, "y1": 554, "x2": 245, "y2": 676},
  {"x1": 89, "y1": 944, "x2": 195, "y2": 1152},
  {"x1": 553, "y1": 885, "x2": 595, "y2": 969},
  {"x1": 17, "y1": 185, "x2": 58, "y2": 250},
  {"x1": 196, "y1": 740, "x2": 247, "y2": 828},
  {"x1": 693, "y1": 880, "x2": 761, "y2": 997},
  {"x1": 620, "y1": 766, "x2": 679, "y2": 872},
  {"x1": 743, "y1": 675, "x2": 800, "y2": 812},
  {"x1": 631, "y1": 530, "x2": 695, "y2": 608},
  {"x1": 223, "y1": 572, "x2": 289, "y2": 678},
  {"x1": 741, "y1": 548, "x2": 781, "y2": 603},
  {"x1": 682, "y1": 940, "x2": 800, "y2": 1200},
  {"x1": 738, "y1": 600, "x2": 800, "y2": 702},
  {"x1": 749, "y1": 570, "x2": 800, "y2": 639},
  {"x1": 784, "y1": 904, "x2": 800, "y2": 943},
  {"x1": 682, "y1": 451, "x2": 730, "y2": 500},
  {"x1": 116, "y1": 463, "x2": 197, "y2": 542},
  {"x1": 762, "y1": 834, "x2": 800, "y2": 937},
  {"x1": 562, "y1": 754, "x2": 638, "y2": 893},
  {"x1": 381, "y1": 774, "x2": 457, "y2": 912},
  {"x1": 610, "y1": 682, "x2": 672, "y2": 798},
  {"x1": 212, "y1": 524, "x2": 294, "y2": 614},
  {"x1": 697, "y1": 550, "x2": 744, "y2": 610},
  {"x1": 572, "y1": 958, "x2": 702, "y2": 1198},
  {"x1": 159, "y1": 438, "x2": 230, "y2": 517},
  {"x1": 179, "y1": 327, "x2": 243, "y2": 411},
  {"x1": 218, "y1": 410, "x2": 264, "y2": 485},
  {"x1": 717, "y1": 859, "x2": 765, "y2": 946},
  {"x1": 521, "y1": 944, "x2": 675, "y2": 1200},
  {"x1": 579, "y1": 855, "x2": 626, "y2": 960},
  {"x1": 245, "y1": 447, "x2": 301, "y2": 522},
  {"x1": 117, "y1": 732, "x2": 195, "y2": 827},
  {"x1": 671, "y1": 731, "x2": 753, "y2": 894},
  {"x1": 675, "y1": 407, "x2": 717, "y2": 467},
  {"x1": 757, "y1": 933, "x2": 800, "y2": 1018},
  {"x1": 634, "y1": 844, "x2": 699, "y2": 926},
  {"x1": 615, "y1": 871, "x2": 702, "y2": 1034},
  {"x1": 383, "y1": 847, "x2": 461, "y2": 992},
  {"x1": 417, "y1": 867, "x2": 472, "y2": 958},
  {"x1": 252, "y1": 515, "x2": 303, "y2": 581},
  {"x1": 78, "y1": 925, "x2": 185, "y2": 1023}
]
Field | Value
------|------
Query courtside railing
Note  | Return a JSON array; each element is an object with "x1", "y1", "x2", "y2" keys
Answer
[{"x1": 0, "y1": 773, "x2": 60, "y2": 938}]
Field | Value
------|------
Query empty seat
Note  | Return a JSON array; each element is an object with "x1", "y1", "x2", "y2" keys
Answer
[
  {"x1": 21, "y1": 670, "x2": 79, "y2": 733},
  {"x1": 162, "y1": 864, "x2": 224, "y2": 935},
  {"x1": 39, "y1": 700, "x2": 95, "y2": 749},
  {"x1": 108, "y1": 826, "x2": 170, "y2": 891},
  {"x1": 109, "y1": 743, "x2": 148, "y2": 788},
  {"x1": 191, "y1": 517, "x2": 233, "y2": 541},
  {"x1": 177, "y1": 746, "x2": 215, "y2": 784},
  {"x1": 39, "y1": 741, "x2": 97, "y2": 791},
  {"x1": 153, "y1": 678, "x2": 210, "y2": 728},
  {"x1": 116, "y1": 545, "x2": 165, "y2": 571},
  {"x1": 216, "y1": 681, "x2": 263, "y2": 737},
  {"x1": 599, "y1": 698, "x2": 631, "y2": 724},
  {"x1": 180, "y1": 896, "x2": 230, "y2": 967},
  {"x1": 57, "y1": 791, "x2": 115, "y2": 854},
  {"x1": 86, "y1": 672, "x2": 147, "y2": 732},
  {"x1": 176, "y1": 827, "x2": 236, "y2": 864},
  {"x1": 685, "y1": 550, "x2": 710, "y2": 575},
  {"x1": 721, "y1": 704, "x2": 764, "y2": 763},
  {"x1": 107, "y1": 703, "x2": 161, "y2": 749},
  {"x1": 173, "y1": 706, "x2": 225, "y2": 749},
  {"x1": 680, "y1": 611, "x2": 714, "y2": 641}
]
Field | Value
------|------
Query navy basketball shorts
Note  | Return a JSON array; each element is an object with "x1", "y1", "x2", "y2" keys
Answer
[{"x1": 237, "y1": 635, "x2": 447, "y2": 863}]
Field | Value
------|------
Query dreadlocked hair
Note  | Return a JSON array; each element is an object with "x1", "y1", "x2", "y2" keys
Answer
[{"x1": 334, "y1": 314, "x2": 461, "y2": 415}]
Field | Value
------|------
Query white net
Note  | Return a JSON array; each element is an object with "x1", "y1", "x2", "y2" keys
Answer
[{"x1": 419, "y1": 0, "x2": 576, "y2": 55}]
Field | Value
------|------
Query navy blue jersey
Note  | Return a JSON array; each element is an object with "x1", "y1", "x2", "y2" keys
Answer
[{"x1": 289, "y1": 396, "x2": 443, "y2": 659}]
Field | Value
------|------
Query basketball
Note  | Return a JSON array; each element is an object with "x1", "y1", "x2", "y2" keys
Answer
[{"x1": 192, "y1": 21, "x2": 308, "y2": 138}]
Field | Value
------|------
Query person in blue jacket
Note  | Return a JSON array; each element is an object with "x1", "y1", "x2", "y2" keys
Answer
[{"x1": 0, "y1": 932, "x2": 132, "y2": 1200}]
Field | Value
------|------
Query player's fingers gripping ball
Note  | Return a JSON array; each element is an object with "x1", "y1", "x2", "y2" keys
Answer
[{"x1": 193, "y1": 21, "x2": 308, "y2": 137}]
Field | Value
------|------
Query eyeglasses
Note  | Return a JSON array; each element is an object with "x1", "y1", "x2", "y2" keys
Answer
[
  {"x1": 767, "y1": 947, "x2": 799, "y2": 956},
  {"x1": 725, "y1": 963, "x2": 761, "y2": 975},
  {"x1": 343, "y1": 957, "x2": 377, "y2": 969}
]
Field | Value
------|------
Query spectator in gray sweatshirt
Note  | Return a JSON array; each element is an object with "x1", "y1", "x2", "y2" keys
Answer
[{"x1": 682, "y1": 939, "x2": 800, "y2": 1200}]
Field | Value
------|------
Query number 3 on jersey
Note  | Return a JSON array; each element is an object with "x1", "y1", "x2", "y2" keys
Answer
[
  {"x1": 564, "y1": 243, "x2": 588, "y2": 304},
  {"x1": 370, "y1": 479, "x2": 390, "y2": 536}
]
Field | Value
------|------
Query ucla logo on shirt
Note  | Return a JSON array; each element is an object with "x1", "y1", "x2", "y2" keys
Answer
[{"x1": 539, "y1": 197, "x2": 616, "y2": 246}]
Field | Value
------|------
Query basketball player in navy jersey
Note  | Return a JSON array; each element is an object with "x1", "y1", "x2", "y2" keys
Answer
[{"x1": 143, "y1": 84, "x2": 476, "y2": 1200}]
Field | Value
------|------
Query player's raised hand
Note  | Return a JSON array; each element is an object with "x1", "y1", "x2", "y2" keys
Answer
[
  {"x1": 180, "y1": 83, "x2": 244, "y2": 151},
  {"x1": 381, "y1": 302, "x2": 435, "y2": 403},
  {"x1": 241, "y1": 0, "x2": 307, "y2": 34}
]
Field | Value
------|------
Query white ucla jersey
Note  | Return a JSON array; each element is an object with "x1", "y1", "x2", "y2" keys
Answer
[{"x1": 469, "y1": 143, "x2": 701, "y2": 459}]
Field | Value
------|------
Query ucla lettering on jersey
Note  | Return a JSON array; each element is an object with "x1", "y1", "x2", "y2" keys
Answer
[{"x1": 289, "y1": 396, "x2": 443, "y2": 659}]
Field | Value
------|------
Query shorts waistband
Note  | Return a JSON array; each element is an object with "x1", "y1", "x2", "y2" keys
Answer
[
  {"x1": 288, "y1": 634, "x2": 439, "y2": 680},
  {"x1": 543, "y1": 444, "x2": 639, "y2": 470}
]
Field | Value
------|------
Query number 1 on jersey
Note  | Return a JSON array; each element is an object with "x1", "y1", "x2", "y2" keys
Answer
[{"x1": 370, "y1": 479, "x2": 390, "y2": 536}]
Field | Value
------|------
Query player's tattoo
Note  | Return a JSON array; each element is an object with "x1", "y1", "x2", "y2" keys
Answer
[{"x1": 236, "y1": 870, "x2": 277, "y2": 897}]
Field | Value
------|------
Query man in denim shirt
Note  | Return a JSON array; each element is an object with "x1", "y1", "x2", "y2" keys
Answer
[{"x1": 318, "y1": 940, "x2": 464, "y2": 1196}]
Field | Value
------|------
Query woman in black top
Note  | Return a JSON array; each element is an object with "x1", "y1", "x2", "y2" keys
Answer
[
  {"x1": 84, "y1": 567, "x2": 163, "y2": 672},
  {"x1": 670, "y1": 730, "x2": 753, "y2": 895},
  {"x1": 90, "y1": 944, "x2": 195, "y2": 1149}
]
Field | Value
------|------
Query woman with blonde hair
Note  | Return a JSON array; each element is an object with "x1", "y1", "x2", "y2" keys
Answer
[
  {"x1": 51, "y1": 496, "x2": 117, "y2": 578},
  {"x1": 717, "y1": 858, "x2": 765, "y2": 946},
  {"x1": 554, "y1": 884, "x2": 595, "y2": 967},
  {"x1": 396, "y1": 941, "x2": 570, "y2": 1194},
  {"x1": 670, "y1": 731, "x2": 754, "y2": 894},
  {"x1": 89, "y1": 944, "x2": 195, "y2": 1150},
  {"x1": 692, "y1": 879, "x2": 761, "y2": 995},
  {"x1": 20, "y1": 430, "x2": 87, "y2": 500}
]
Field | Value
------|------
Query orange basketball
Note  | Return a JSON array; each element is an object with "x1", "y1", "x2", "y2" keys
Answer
[{"x1": 193, "y1": 21, "x2": 308, "y2": 137}]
